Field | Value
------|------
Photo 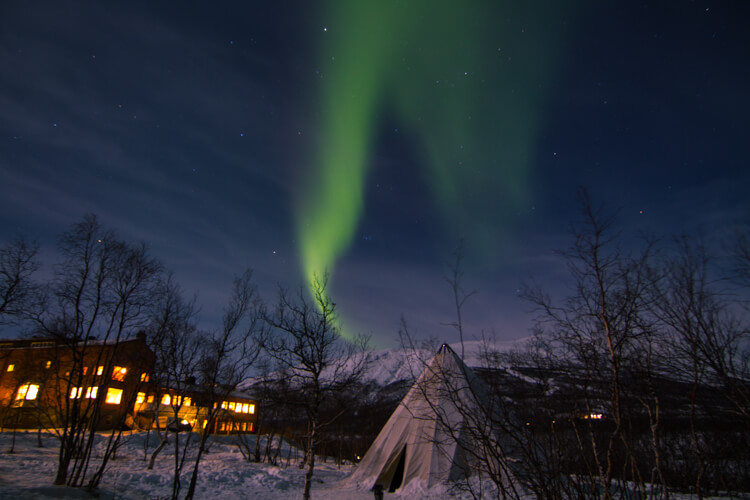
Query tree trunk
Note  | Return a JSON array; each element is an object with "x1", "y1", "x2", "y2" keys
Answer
[
  {"x1": 172, "y1": 432, "x2": 181, "y2": 500},
  {"x1": 690, "y1": 345, "x2": 706, "y2": 499},
  {"x1": 147, "y1": 435, "x2": 168, "y2": 470},
  {"x1": 185, "y1": 427, "x2": 211, "y2": 500},
  {"x1": 303, "y1": 418, "x2": 318, "y2": 500}
]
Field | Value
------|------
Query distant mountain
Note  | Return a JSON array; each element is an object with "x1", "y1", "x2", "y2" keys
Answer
[
  {"x1": 358, "y1": 338, "x2": 528, "y2": 387},
  {"x1": 239, "y1": 338, "x2": 528, "y2": 396}
]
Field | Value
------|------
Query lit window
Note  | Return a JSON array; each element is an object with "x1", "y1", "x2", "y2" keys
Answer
[
  {"x1": 45, "y1": 360, "x2": 51, "y2": 369},
  {"x1": 248, "y1": 404, "x2": 255, "y2": 414},
  {"x1": 228, "y1": 402, "x2": 235, "y2": 411},
  {"x1": 27, "y1": 385, "x2": 39, "y2": 399},
  {"x1": 112, "y1": 366, "x2": 127, "y2": 382},
  {"x1": 86, "y1": 386, "x2": 98, "y2": 399},
  {"x1": 161, "y1": 394, "x2": 171, "y2": 405},
  {"x1": 147, "y1": 394, "x2": 154, "y2": 403},
  {"x1": 235, "y1": 403, "x2": 241, "y2": 413},
  {"x1": 17, "y1": 383, "x2": 39, "y2": 401},
  {"x1": 242, "y1": 403, "x2": 248, "y2": 413},
  {"x1": 183, "y1": 397, "x2": 191, "y2": 407},
  {"x1": 6, "y1": 364, "x2": 14, "y2": 372},
  {"x1": 96, "y1": 366, "x2": 104, "y2": 376},
  {"x1": 202, "y1": 420, "x2": 208, "y2": 429},
  {"x1": 83, "y1": 366, "x2": 88, "y2": 375},
  {"x1": 70, "y1": 387, "x2": 83, "y2": 399},
  {"x1": 105, "y1": 388, "x2": 123, "y2": 404},
  {"x1": 136, "y1": 392, "x2": 145, "y2": 404},
  {"x1": 140, "y1": 372, "x2": 149, "y2": 382},
  {"x1": 221, "y1": 401, "x2": 227, "y2": 409}
]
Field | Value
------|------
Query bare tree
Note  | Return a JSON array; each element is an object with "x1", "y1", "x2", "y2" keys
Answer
[
  {"x1": 183, "y1": 269, "x2": 265, "y2": 500},
  {"x1": 649, "y1": 235, "x2": 750, "y2": 497},
  {"x1": 520, "y1": 189, "x2": 656, "y2": 498},
  {"x1": 443, "y1": 240, "x2": 477, "y2": 361},
  {"x1": 262, "y1": 274, "x2": 369, "y2": 500},
  {"x1": 142, "y1": 273, "x2": 201, "y2": 499},
  {"x1": 0, "y1": 237, "x2": 40, "y2": 323},
  {"x1": 730, "y1": 229, "x2": 750, "y2": 291},
  {"x1": 29, "y1": 214, "x2": 163, "y2": 488}
]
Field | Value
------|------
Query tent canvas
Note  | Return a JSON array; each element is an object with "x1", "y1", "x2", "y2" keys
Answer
[{"x1": 345, "y1": 344, "x2": 490, "y2": 492}]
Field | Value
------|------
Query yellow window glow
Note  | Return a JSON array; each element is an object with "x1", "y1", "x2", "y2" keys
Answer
[
  {"x1": 147, "y1": 394, "x2": 154, "y2": 403},
  {"x1": 45, "y1": 360, "x2": 51, "y2": 369},
  {"x1": 136, "y1": 392, "x2": 145, "y2": 404},
  {"x1": 25, "y1": 384, "x2": 39, "y2": 400},
  {"x1": 70, "y1": 387, "x2": 83, "y2": 399},
  {"x1": 140, "y1": 372, "x2": 149, "y2": 382},
  {"x1": 6, "y1": 364, "x2": 14, "y2": 372},
  {"x1": 242, "y1": 403, "x2": 249, "y2": 413},
  {"x1": 248, "y1": 404, "x2": 255, "y2": 414},
  {"x1": 86, "y1": 386, "x2": 98, "y2": 399},
  {"x1": 112, "y1": 366, "x2": 127, "y2": 382},
  {"x1": 221, "y1": 401, "x2": 227, "y2": 409},
  {"x1": 161, "y1": 394, "x2": 171, "y2": 405},
  {"x1": 228, "y1": 402, "x2": 235, "y2": 410},
  {"x1": 105, "y1": 388, "x2": 123, "y2": 404},
  {"x1": 18, "y1": 383, "x2": 39, "y2": 400},
  {"x1": 183, "y1": 397, "x2": 191, "y2": 407},
  {"x1": 96, "y1": 366, "x2": 103, "y2": 376}
]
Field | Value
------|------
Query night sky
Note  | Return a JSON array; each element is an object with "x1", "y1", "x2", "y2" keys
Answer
[{"x1": 1, "y1": 1, "x2": 748, "y2": 347}]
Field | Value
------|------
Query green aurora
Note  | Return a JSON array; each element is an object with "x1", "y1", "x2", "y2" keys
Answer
[{"x1": 297, "y1": 1, "x2": 574, "y2": 332}]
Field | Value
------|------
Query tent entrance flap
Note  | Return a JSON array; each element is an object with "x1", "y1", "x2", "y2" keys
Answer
[
  {"x1": 373, "y1": 444, "x2": 407, "y2": 492},
  {"x1": 388, "y1": 446, "x2": 407, "y2": 492}
]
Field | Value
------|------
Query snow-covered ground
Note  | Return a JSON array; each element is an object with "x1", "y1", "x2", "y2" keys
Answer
[
  {"x1": 0, "y1": 431, "x2": 734, "y2": 499},
  {"x1": 0, "y1": 431, "x2": 464, "y2": 500}
]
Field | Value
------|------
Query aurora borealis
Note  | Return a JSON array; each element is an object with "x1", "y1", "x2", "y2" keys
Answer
[
  {"x1": 1, "y1": 1, "x2": 749, "y2": 346},
  {"x1": 298, "y1": 1, "x2": 570, "y2": 299}
]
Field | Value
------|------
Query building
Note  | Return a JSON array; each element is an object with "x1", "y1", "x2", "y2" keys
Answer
[
  {"x1": 0, "y1": 334, "x2": 257, "y2": 434},
  {"x1": 0, "y1": 334, "x2": 155, "y2": 430},
  {"x1": 134, "y1": 385, "x2": 257, "y2": 434}
]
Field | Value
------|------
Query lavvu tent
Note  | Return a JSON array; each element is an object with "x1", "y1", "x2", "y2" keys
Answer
[{"x1": 345, "y1": 343, "x2": 507, "y2": 493}]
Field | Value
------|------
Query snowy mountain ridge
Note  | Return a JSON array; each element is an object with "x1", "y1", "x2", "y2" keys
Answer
[
  {"x1": 240, "y1": 338, "x2": 528, "y2": 392},
  {"x1": 360, "y1": 338, "x2": 529, "y2": 387}
]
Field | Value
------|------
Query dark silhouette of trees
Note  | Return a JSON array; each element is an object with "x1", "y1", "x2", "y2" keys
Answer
[
  {"x1": 0, "y1": 237, "x2": 40, "y2": 323},
  {"x1": 143, "y1": 273, "x2": 201, "y2": 499},
  {"x1": 521, "y1": 189, "x2": 658, "y2": 498},
  {"x1": 262, "y1": 274, "x2": 369, "y2": 500},
  {"x1": 183, "y1": 269, "x2": 265, "y2": 500},
  {"x1": 27, "y1": 214, "x2": 163, "y2": 488},
  {"x1": 404, "y1": 190, "x2": 750, "y2": 498}
]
